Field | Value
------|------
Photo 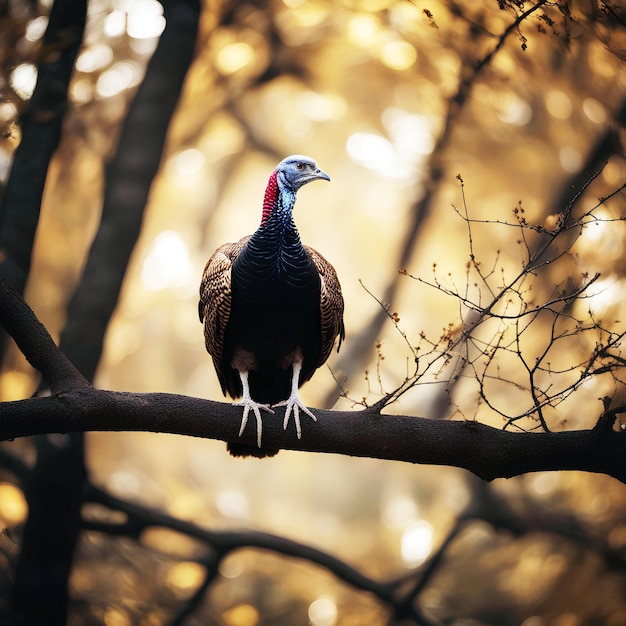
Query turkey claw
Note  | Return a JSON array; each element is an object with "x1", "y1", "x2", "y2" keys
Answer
[
  {"x1": 234, "y1": 399, "x2": 274, "y2": 448},
  {"x1": 273, "y1": 397, "x2": 317, "y2": 439}
]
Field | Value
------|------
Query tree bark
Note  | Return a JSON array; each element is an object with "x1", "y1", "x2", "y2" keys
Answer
[{"x1": 1, "y1": 388, "x2": 625, "y2": 482}]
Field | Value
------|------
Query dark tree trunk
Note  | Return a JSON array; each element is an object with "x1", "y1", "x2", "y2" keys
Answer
[
  {"x1": 7, "y1": 2, "x2": 88, "y2": 621},
  {"x1": 10, "y1": 1, "x2": 201, "y2": 624}
]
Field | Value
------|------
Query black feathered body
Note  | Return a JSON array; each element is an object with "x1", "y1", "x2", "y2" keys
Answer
[
  {"x1": 223, "y1": 210, "x2": 323, "y2": 403},
  {"x1": 199, "y1": 199, "x2": 344, "y2": 405}
]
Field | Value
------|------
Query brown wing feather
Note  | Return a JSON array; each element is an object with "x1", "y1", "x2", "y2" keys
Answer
[
  {"x1": 199, "y1": 236, "x2": 251, "y2": 373},
  {"x1": 306, "y1": 246, "x2": 345, "y2": 367}
]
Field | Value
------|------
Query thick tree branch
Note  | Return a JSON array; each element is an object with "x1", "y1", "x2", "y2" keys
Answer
[
  {"x1": 2, "y1": 272, "x2": 626, "y2": 484},
  {"x1": 0, "y1": 391, "x2": 625, "y2": 483}
]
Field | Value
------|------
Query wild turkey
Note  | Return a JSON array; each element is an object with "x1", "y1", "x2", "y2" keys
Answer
[{"x1": 199, "y1": 155, "x2": 345, "y2": 457}]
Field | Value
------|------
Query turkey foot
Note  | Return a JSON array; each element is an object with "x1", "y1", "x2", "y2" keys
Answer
[
  {"x1": 273, "y1": 360, "x2": 317, "y2": 439},
  {"x1": 235, "y1": 370, "x2": 274, "y2": 447}
]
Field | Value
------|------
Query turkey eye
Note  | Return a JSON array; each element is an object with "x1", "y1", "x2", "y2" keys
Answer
[{"x1": 296, "y1": 163, "x2": 304, "y2": 170}]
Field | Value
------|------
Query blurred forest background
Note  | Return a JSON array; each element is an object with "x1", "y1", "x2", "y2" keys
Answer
[{"x1": 0, "y1": 0, "x2": 625, "y2": 624}]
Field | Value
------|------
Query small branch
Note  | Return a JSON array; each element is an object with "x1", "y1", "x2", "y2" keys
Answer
[
  {"x1": 0, "y1": 277, "x2": 87, "y2": 393},
  {"x1": 594, "y1": 402, "x2": 626, "y2": 433},
  {"x1": 473, "y1": 0, "x2": 549, "y2": 72},
  {"x1": 322, "y1": 0, "x2": 550, "y2": 409}
]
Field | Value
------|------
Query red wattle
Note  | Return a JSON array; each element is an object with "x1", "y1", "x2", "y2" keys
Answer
[{"x1": 261, "y1": 170, "x2": 279, "y2": 225}]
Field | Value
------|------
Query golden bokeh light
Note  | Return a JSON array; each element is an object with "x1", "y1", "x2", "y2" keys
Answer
[
  {"x1": 168, "y1": 148, "x2": 206, "y2": 178},
  {"x1": 0, "y1": 101, "x2": 17, "y2": 123},
  {"x1": 76, "y1": 44, "x2": 114, "y2": 73},
  {"x1": 24, "y1": 15, "x2": 48, "y2": 42},
  {"x1": 545, "y1": 89, "x2": 573, "y2": 119},
  {"x1": 69, "y1": 77, "x2": 94, "y2": 104},
  {"x1": 140, "y1": 231, "x2": 193, "y2": 292},
  {"x1": 0, "y1": 370, "x2": 33, "y2": 402},
  {"x1": 297, "y1": 91, "x2": 347, "y2": 122},
  {"x1": 141, "y1": 527, "x2": 206, "y2": 558},
  {"x1": 0, "y1": 483, "x2": 28, "y2": 527},
  {"x1": 215, "y1": 488, "x2": 250, "y2": 520},
  {"x1": 382, "y1": 107, "x2": 436, "y2": 156},
  {"x1": 104, "y1": 11, "x2": 127, "y2": 38},
  {"x1": 95, "y1": 62, "x2": 141, "y2": 98},
  {"x1": 216, "y1": 41, "x2": 255, "y2": 75},
  {"x1": 308, "y1": 596, "x2": 338, "y2": 626},
  {"x1": 165, "y1": 561, "x2": 205, "y2": 599},
  {"x1": 103, "y1": 608, "x2": 131, "y2": 626},
  {"x1": 195, "y1": 115, "x2": 246, "y2": 161},
  {"x1": 602, "y1": 156, "x2": 626, "y2": 186},
  {"x1": 401, "y1": 520, "x2": 434, "y2": 568},
  {"x1": 496, "y1": 92, "x2": 533, "y2": 126},
  {"x1": 347, "y1": 14, "x2": 380, "y2": 45},
  {"x1": 102, "y1": 317, "x2": 142, "y2": 366},
  {"x1": 10, "y1": 63, "x2": 37, "y2": 100},
  {"x1": 126, "y1": 0, "x2": 166, "y2": 40},
  {"x1": 582, "y1": 97, "x2": 607, "y2": 124},
  {"x1": 379, "y1": 39, "x2": 417, "y2": 71},
  {"x1": 381, "y1": 493, "x2": 419, "y2": 529},
  {"x1": 558, "y1": 145, "x2": 583, "y2": 173},
  {"x1": 223, "y1": 604, "x2": 260, "y2": 626},
  {"x1": 280, "y1": 2, "x2": 329, "y2": 29}
]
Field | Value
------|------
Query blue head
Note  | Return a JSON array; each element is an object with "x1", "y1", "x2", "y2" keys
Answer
[{"x1": 275, "y1": 155, "x2": 331, "y2": 192}]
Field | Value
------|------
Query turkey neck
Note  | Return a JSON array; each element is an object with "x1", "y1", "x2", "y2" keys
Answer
[{"x1": 233, "y1": 185, "x2": 317, "y2": 292}]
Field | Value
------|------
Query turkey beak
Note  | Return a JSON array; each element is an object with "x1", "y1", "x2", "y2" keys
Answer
[{"x1": 314, "y1": 168, "x2": 331, "y2": 182}]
